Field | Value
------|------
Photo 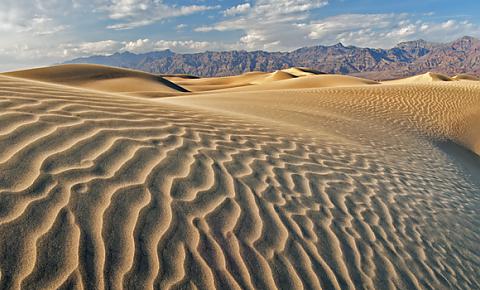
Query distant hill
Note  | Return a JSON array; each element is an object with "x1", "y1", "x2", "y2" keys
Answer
[{"x1": 65, "y1": 36, "x2": 480, "y2": 80}]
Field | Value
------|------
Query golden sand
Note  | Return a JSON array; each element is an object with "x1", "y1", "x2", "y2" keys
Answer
[{"x1": 0, "y1": 64, "x2": 478, "y2": 289}]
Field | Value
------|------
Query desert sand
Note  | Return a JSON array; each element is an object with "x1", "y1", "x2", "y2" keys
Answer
[{"x1": 0, "y1": 64, "x2": 479, "y2": 289}]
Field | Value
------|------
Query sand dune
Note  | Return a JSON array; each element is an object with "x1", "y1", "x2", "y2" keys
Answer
[
  {"x1": 4, "y1": 64, "x2": 189, "y2": 97},
  {"x1": 386, "y1": 72, "x2": 453, "y2": 84},
  {"x1": 164, "y1": 68, "x2": 326, "y2": 92},
  {"x1": 220, "y1": 74, "x2": 379, "y2": 92},
  {"x1": 0, "y1": 66, "x2": 479, "y2": 290},
  {"x1": 252, "y1": 70, "x2": 298, "y2": 83},
  {"x1": 452, "y1": 73, "x2": 480, "y2": 81},
  {"x1": 164, "y1": 71, "x2": 270, "y2": 92},
  {"x1": 168, "y1": 73, "x2": 377, "y2": 93},
  {"x1": 166, "y1": 81, "x2": 480, "y2": 156},
  {"x1": 281, "y1": 67, "x2": 325, "y2": 77}
]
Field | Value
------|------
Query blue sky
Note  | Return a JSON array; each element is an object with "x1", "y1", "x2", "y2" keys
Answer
[{"x1": 1, "y1": 0, "x2": 479, "y2": 70}]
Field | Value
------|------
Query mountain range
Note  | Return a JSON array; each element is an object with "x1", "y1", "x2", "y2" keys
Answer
[{"x1": 65, "y1": 36, "x2": 480, "y2": 79}]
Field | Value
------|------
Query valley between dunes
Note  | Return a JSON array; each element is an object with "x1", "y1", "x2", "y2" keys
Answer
[{"x1": 0, "y1": 64, "x2": 479, "y2": 290}]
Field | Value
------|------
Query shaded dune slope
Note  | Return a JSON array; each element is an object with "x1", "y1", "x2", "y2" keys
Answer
[
  {"x1": 281, "y1": 67, "x2": 325, "y2": 77},
  {"x1": 0, "y1": 74, "x2": 478, "y2": 290},
  {"x1": 452, "y1": 74, "x2": 480, "y2": 81}
]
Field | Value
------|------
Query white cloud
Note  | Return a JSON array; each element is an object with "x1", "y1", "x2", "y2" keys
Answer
[
  {"x1": 197, "y1": 5, "x2": 479, "y2": 51},
  {"x1": 176, "y1": 24, "x2": 188, "y2": 30},
  {"x1": 121, "y1": 38, "x2": 151, "y2": 52},
  {"x1": 0, "y1": 1, "x2": 66, "y2": 35},
  {"x1": 26, "y1": 17, "x2": 69, "y2": 36},
  {"x1": 61, "y1": 38, "x2": 221, "y2": 56},
  {"x1": 0, "y1": 37, "x2": 221, "y2": 68},
  {"x1": 441, "y1": 20, "x2": 456, "y2": 29},
  {"x1": 62, "y1": 40, "x2": 122, "y2": 57},
  {"x1": 0, "y1": 0, "x2": 78, "y2": 70},
  {"x1": 307, "y1": 14, "x2": 398, "y2": 39},
  {"x1": 223, "y1": 3, "x2": 251, "y2": 17},
  {"x1": 253, "y1": 0, "x2": 328, "y2": 17},
  {"x1": 195, "y1": 0, "x2": 328, "y2": 50},
  {"x1": 103, "y1": 1, "x2": 220, "y2": 30},
  {"x1": 151, "y1": 40, "x2": 211, "y2": 51},
  {"x1": 197, "y1": 0, "x2": 328, "y2": 33},
  {"x1": 306, "y1": 14, "x2": 479, "y2": 48},
  {"x1": 119, "y1": 38, "x2": 227, "y2": 53}
]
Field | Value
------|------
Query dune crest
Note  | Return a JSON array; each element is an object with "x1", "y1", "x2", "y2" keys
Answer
[
  {"x1": 452, "y1": 73, "x2": 480, "y2": 81},
  {"x1": 280, "y1": 67, "x2": 325, "y2": 77},
  {"x1": 387, "y1": 72, "x2": 453, "y2": 83},
  {"x1": 224, "y1": 74, "x2": 379, "y2": 92},
  {"x1": 251, "y1": 70, "x2": 298, "y2": 84},
  {"x1": 4, "y1": 64, "x2": 189, "y2": 97}
]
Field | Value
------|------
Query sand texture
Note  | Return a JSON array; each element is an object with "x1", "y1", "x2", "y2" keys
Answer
[{"x1": 0, "y1": 65, "x2": 479, "y2": 289}]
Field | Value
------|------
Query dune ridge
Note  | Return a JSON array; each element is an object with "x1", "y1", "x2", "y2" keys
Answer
[
  {"x1": 384, "y1": 72, "x2": 454, "y2": 84},
  {"x1": 0, "y1": 66, "x2": 478, "y2": 289},
  {"x1": 4, "y1": 64, "x2": 189, "y2": 97},
  {"x1": 452, "y1": 74, "x2": 480, "y2": 81}
]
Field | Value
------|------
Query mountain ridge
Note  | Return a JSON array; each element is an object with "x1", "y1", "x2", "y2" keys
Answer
[{"x1": 65, "y1": 36, "x2": 480, "y2": 80}]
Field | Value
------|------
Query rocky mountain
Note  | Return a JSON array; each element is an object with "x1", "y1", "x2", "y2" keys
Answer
[{"x1": 65, "y1": 36, "x2": 480, "y2": 79}]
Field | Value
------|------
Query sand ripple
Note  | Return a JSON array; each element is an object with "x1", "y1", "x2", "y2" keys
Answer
[{"x1": 0, "y1": 76, "x2": 478, "y2": 289}]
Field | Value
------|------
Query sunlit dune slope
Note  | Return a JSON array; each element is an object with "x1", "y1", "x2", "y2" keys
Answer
[
  {"x1": 3, "y1": 64, "x2": 189, "y2": 96},
  {"x1": 252, "y1": 70, "x2": 298, "y2": 83},
  {"x1": 165, "y1": 81, "x2": 480, "y2": 155},
  {"x1": 219, "y1": 74, "x2": 379, "y2": 92},
  {"x1": 385, "y1": 72, "x2": 453, "y2": 84}
]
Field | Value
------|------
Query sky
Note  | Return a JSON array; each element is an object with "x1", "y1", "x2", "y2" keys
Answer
[{"x1": 1, "y1": 0, "x2": 479, "y2": 71}]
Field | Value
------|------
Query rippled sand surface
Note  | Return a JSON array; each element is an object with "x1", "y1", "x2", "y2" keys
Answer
[{"x1": 0, "y1": 66, "x2": 479, "y2": 289}]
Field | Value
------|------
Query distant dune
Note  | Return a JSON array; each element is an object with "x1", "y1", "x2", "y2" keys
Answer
[
  {"x1": 385, "y1": 72, "x2": 453, "y2": 83},
  {"x1": 452, "y1": 73, "x2": 480, "y2": 81},
  {"x1": 280, "y1": 67, "x2": 325, "y2": 77},
  {"x1": 0, "y1": 64, "x2": 478, "y2": 289},
  {"x1": 213, "y1": 74, "x2": 379, "y2": 92}
]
